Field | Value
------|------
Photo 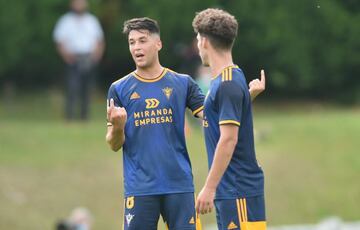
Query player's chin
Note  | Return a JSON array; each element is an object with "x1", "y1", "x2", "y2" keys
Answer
[{"x1": 135, "y1": 60, "x2": 148, "y2": 68}]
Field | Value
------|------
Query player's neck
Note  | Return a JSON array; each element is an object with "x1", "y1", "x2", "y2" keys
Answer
[
  {"x1": 135, "y1": 62, "x2": 164, "y2": 80},
  {"x1": 208, "y1": 51, "x2": 234, "y2": 78}
]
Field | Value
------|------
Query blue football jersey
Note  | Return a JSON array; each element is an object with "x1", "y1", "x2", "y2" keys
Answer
[
  {"x1": 107, "y1": 68, "x2": 204, "y2": 196},
  {"x1": 203, "y1": 65, "x2": 264, "y2": 199}
]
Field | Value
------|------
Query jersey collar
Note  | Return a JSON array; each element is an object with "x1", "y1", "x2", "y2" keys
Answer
[
  {"x1": 133, "y1": 68, "x2": 167, "y2": 83},
  {"x1": 211, "y1": 65, "x2": 239, "y2": 80}
]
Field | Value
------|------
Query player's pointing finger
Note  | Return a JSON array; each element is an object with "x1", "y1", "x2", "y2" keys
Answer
[
  {"x1": 110, "y1": 98, "x2": 115, "y2": 109},
  {"x1": 260, "y1": 69, "x2": 265, "y2": 84}
]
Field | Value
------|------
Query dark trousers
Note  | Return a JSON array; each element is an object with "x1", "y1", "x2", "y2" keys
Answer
[{"x1": 65, "y1": 54, "x2": 94, "y2": 121}]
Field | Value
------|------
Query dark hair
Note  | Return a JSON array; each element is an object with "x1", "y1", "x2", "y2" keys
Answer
[
  {"x1": 192, "y1": 8, "x2": 238, "y2": 50},
  {"x1": 123, "y1": 17, "x2": 160, "y2": 36}
]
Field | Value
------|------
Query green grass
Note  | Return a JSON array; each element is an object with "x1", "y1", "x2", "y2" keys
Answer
[{"x1": 0, "y1": 92, "x2": 359, "y2": 229}]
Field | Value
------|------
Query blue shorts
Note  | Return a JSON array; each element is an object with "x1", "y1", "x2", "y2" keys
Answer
[
  {"x1": 215, "y1": 195, "x2": 266, "y2": 230},
  {"x1": 122, "y1": 193, "x2": 202, "y2": 230}
]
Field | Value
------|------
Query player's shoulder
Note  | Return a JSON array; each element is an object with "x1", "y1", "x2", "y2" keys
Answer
[
  {"x1": 166, "y1": 68, "x2": 196, "y2": 88},
  {"x1": 216, "y1": 66, "x2": 246, "y2": 94},
  {"x1": 166, "y1": 68, "x2": 192, "y2": 80},
  {"x1": 110, "y1": 72, "x2": 134, "y2": 88},
  {"x1": 219, "y1": 65, "x2": 244, "y2": 83},
  {"x1": 232, "y1": 66, "x2": 245, "y2": 79},
  {"x1": 216, "y1": 66, "x2": 244, "y2": 91}
]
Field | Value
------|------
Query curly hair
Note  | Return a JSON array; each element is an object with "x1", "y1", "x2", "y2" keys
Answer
[
  {"x1": 123, "y1": 17, "x2": 160, "y2": 36},
  {"x1": 192, "y1": 8, "x2": 238, "y2": 50}
]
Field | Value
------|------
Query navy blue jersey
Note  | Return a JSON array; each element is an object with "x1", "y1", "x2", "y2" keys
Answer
[
  {"x1": 203, "y1": 65, "x2": 264, "y2": 199},
  {"x1": 108, "y1": 68, "x2": 204, "y2": 196}
]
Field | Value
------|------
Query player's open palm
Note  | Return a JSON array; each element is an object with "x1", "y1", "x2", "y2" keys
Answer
[
  {"x1": 107, "y1": 98, "x2": 127, "y2": 130},
  {"x1": 249, "y1": 69, "x2": 265, "y2": 97}
]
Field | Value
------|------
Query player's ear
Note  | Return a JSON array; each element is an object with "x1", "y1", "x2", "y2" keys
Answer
[
  {"x1": 197, "y1": 34, "x2": 203, "y2": 49},
  {"x1": 156, "y1": 38, "x2": 162, "y2": 51},
  {"x1": 198, "y1": 34, "x2": 207, "y2": 50},
  {"x1": 203, "y1": 36, "x2": 210, "y2": 50}
]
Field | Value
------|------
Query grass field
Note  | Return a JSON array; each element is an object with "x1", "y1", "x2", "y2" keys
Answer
[{"x1": 0, "y1": 92, "x2": 359, "y2": 229}]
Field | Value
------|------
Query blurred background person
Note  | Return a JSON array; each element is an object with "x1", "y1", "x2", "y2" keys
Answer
[
  {"x1": 195, "y1": 65, "x2": 211, "y2": 95},
  {"x1": 53, "y1": 0, "x2": 105, "y2": 121},
  {"x1": 69, "y1": 207, "x2": 92, "y2": 230},
  {"x1": 55, "y1": 220, "x2": 75, "y2": 230},
  {"x1": 176, "y1": 38, "x2": 202, "y2": 81}
]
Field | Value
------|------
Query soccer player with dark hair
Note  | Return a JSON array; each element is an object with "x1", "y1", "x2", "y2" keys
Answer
[
  {"x1": 107, "y1": 17, "x2": 204, "y2": 230},
  {"x1": 193, "y1": 8, "x2": 267, "y2": 230},
  {"x1": 106, "y1": 17, "x2": 264, "y2": 230}
]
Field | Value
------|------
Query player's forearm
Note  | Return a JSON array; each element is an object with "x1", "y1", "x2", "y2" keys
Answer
[
  {"x1": 106, "y1": 126, "x2": 125, "y2": 152},
  {"x1": 204, "y1": 135, "x2": 237, "y2": 190}
]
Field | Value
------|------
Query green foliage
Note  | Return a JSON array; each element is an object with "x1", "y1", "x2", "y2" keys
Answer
[{"x1": 0, "y1": 0, "x2": 359, "y2": 102}]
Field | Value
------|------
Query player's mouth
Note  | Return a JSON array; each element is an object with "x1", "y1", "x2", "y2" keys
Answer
[{"x1": 135, "y1": 53, "x2": 145, "y2": 60}]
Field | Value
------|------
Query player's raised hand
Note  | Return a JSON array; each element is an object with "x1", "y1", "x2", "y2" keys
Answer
[
  {"x1": 249, "y1": 69, "x2": 266, "y2": 99},
  {"x1": 107, "y1": 98, "x2": 127, "y2": 130}
]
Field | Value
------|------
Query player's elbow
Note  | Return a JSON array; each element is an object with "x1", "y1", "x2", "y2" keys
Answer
[{"x1": 220, "y1": 135, "x2": 238, "y2": 148}]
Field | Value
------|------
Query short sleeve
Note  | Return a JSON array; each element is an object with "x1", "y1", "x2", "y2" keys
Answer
[
  {"x1": 53, "y1": 16, "x2": 67, "y2": 43},
  {"x1": 107, "y1": 84, "x2": 123, "y2": 107},
  {"x1": 186, "y1": 77, "x2": 205, "y2": 116},
  {"x1": 91, "y1": 16, "x2": 104, "y2": 40},
  {"x1": 216, "y1": 82, "x2": 244, "y2": 126}
]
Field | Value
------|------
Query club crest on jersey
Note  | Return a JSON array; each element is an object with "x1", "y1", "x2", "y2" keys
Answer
[
  {"x1": 126, "y1": 213, "x2": 134, "y2": 226},
  {"x1": 162, "y1": 87, "x2": 173, "y2": 100},
  {"x1": 130, "y1": 92, "x2": 140, "y2": 100}
]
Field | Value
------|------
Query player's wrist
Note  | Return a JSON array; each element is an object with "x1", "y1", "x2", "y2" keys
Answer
[{"x1": 112, "y1": 124, "x2": 125, "y2": 133}]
